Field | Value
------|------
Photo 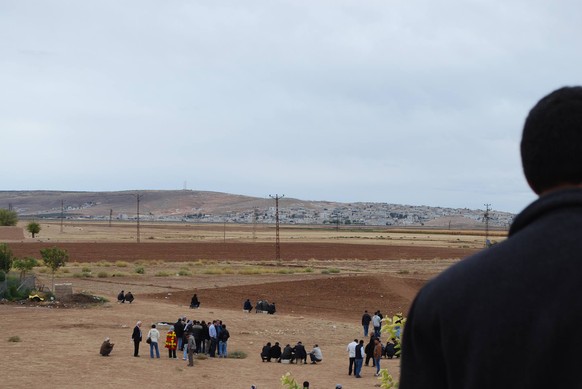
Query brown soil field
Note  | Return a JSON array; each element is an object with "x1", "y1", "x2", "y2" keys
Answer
[{"x1": 0, "y1": 221, "x2": 488, "y2": 389}]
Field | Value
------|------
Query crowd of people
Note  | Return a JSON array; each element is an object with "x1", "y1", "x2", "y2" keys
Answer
[{"x1": 128, "y1": 316, "x2": 230, "y2": 364}]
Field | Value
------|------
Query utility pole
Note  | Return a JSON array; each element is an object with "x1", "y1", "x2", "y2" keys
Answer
[
  {"x1": 252, "y1": 208, "x2": 258, "y2": 240},
  {"x1": 60, "y1": 200, "x2": 64, "y2": 233},
  {"x1": 484, "y1": 203, "x2": 491, "y2": 247},
  {"x1": 269, "y1": 194, "x2": 284, "y2": 262},
  {"x1": 132, "y1": 193, "x2": 144, "y2": 243},
  {"x1": 109, "y1": 209, "x2": 113, "y2": 227}
]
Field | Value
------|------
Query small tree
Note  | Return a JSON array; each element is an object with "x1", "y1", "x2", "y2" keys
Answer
[
  {"x1": 0, "y1": 209, "x2": 18, "y2": 226},
  {"x1": 13, "y1": 257, "x2": 38, "y2": 281},
  {"x1": 40, "y1": 247, "x2": 68, "y2": 292},
  {"x1": 0, "y1": 243, "x2": 15, "y2": 292},
  {"x1": 26, "y1": 222, "x2": 41, "y2": 238}
]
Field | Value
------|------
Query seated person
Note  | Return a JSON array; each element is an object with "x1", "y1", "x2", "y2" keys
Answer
[
  {"x1": 270, "y1": 341, "x2": 282, "y2": 362},
  {"x1": 100, "y1": 337, "x2": 114, "y2": 356},
  {"x1": 261, "y1": 342, "x2": 272, "y2": 362},
  {"x1": 190, "y1": 294, "x2": 200, "y2": 308},
  {"x1": 267, "y1": 302, "x2": 276, "y2": 314},
  {"x1": 124, "y1": 291, "x2": 134, "y2": 303},
  {"x1": 280, "y1": 344, "x2": 294, "y2": 363},
  {"x1": 309, "y1": 344, "x2": 323, "y2": 364},
  {"x1": 293, "y1": 341, "x2": 307, "y2": 364},
  {"x1": 117, "y1": 290, "x2": 125, "y2": 303},
  {"x1": 385, "y1": 338, "x2": 400, "y2": 359},
  {"x1": 243, "y1": 299, "x2": 253, "y2": 312}
]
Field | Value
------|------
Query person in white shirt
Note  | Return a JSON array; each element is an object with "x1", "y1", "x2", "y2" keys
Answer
[
  {"x1": 147, "y1": 324, "x2": 161, "y2": 359},
  {"x1": 346, "y1": 339, "x2": 358, "y2": 375}
]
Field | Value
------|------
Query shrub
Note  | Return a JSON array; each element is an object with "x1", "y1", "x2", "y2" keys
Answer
[
  {"x1": 81, "y1": 267, "x2": 91, "y2": 273},
  {"x1": 228, "y1": 350, "x2": 247, "y2": 359},
  {"x1": 115, "y1": 261, "x2": 128, "y2": 268},
  {"x1": 8, "y1": 336, "x2": 21, "y2": 343},
  {"x1": 177, "y1": 270, "x2": 192, "y2": 276},
  {"x1": 97, "y1": 271, "x2": 108, "y2": 278},
  {"x1": 135, "y1": 266, "x2": 145, "y2": 274},
  {"x1": 303, "y1": 267, "x2": 314, "y2": 273},
  {"x1": 155, "y1": 271, "x2": 171, "y2": 277}
]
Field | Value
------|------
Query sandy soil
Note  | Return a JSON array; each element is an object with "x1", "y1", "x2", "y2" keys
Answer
[{"x1": 0, "y1": 223, "x2": 483, "y2": 389}]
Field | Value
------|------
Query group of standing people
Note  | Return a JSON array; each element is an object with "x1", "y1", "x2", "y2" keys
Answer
[{"x1": 130, "y1": 316, "x2": 230, "y2": 364}]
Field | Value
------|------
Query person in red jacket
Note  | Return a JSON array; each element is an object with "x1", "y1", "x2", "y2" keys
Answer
[{"x1": 165, "y1": 326, "x2": 177, "y2": 359}]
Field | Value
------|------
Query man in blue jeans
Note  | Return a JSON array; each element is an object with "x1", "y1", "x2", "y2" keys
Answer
[
  {"x1": 354, "y1": 339, "x2": 365, "y2": 378},
  {"x1": 361, "y1": 310, "x2": 372, "y2": 337}
]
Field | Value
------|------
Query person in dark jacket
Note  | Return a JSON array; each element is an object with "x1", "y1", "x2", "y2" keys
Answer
[
  {"x1": 190, "y1": 294, "x2": 200, "y2": 308},
  {"x1": 124, "y1": 291, "x2": 134, "y2": 303},
  {"x1": 100, "y1": 337, "x2": 114, "y2": 356},
  {"x1": 270, "y1": 341, "x2": 282, "y2": 362},
  {"x1": 174, "y1": 317, "x2": 185, "y2": 351},
  {"x1": 364, "y1": 335, "x2": 376, "y2": 367},
  {"x1": 131, "y1": 321, "x2": 142, "y2": 357},
  {"x1": 261, "y1": 342, "x2": 272, "y2": 362},
  {"x1": 281, "y1": 344, "x2": 294, "y2": 363},
  {"x1": 401, "y1": 86, "x2": 582, "y2": 389},
  {"x1": 361, "y1": 310, "x2": 372, "y2": 337},
  {"x1": 117, "y1": 290, "x2": 125, "y2": 303},
  {"x1": 293, "y1": 341, "x2": 307, "y2": 364},
  {"x1": 243, "y1": 299, "x2": 252, "y2": 312},
  {"x1": 354, "y1": 339, "x2": 364, "y2": 378}
]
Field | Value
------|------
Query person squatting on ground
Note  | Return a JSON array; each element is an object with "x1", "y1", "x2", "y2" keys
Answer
[
  {"x1": 309, "y1": 344, "x2": 323, "y2": 364},
  {"x1": 400, "y1": 86, "x2": 582, "y2": 388},
  {"x1": 147, "y1": 324, "x2": 161, "y2": 359},
  {"x1": 261, "y1": 342, "x2": 272, "y2": 362},
  {"x1": 131, "y1": 321, "x2": 142, "y2": 357},
  {"x1": 100, "y1": 337, "x2": 114, "y2": 356},
  {"x1": 292, "y1": 341, "x2": 307, "y2": 364},
  {"x1": 124, "y1": 291, "x2": 134, "y2": 303},
  {"x1": 190, "y1": 294, "x2": 200, "y2": 308},
  {"x1": 165, "y1": 326, "x2": 177, "y2": 359},
  {"x1": 117, "y1": 290, "x2": 125, "y2": 303},
  {"x1": 243, "y1": 298, "x2": 252, "y2": 312}
]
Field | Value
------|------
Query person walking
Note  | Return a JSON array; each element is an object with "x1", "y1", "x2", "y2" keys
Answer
[
  {"x1": 362, "y1": 310, "x2": 372, "y2": 337},
  {"x1": 147, "y1": 324, "x2": 161, "y2": 359},
  {"x1": 131, "y1": 321, "x2": 142, "y2": 357}
]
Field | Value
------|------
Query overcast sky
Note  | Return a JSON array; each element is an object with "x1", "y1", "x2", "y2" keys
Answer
[{"x1": 2, "y1": 1, "x2": 580, "y2": 213}]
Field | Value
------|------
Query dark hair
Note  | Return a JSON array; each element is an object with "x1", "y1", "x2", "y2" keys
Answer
[{"x1": 522, "y1": 86, "x2": 582, "y2": 194}]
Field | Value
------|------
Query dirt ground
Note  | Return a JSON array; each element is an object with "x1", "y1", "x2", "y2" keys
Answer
[{"x1": 0, "y1": 222, "x2": 485, "y2": 389}]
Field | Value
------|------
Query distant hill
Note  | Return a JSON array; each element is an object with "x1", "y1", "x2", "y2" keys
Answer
[{"x1": 0, "y1": 190, "x2": 513, "y2": 228}]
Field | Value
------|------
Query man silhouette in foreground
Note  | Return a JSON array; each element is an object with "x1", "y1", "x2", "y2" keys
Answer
[{"x1": 401, "y1": 86, "x2": 582, "y2": 388}]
